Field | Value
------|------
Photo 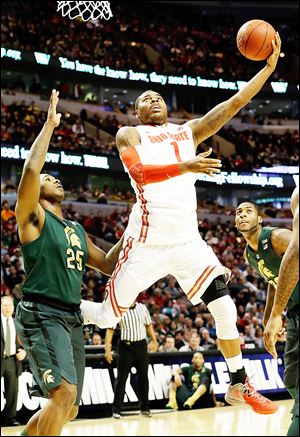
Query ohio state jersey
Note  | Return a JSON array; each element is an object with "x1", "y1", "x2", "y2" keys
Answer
[{"x1": 123, "y1": 122, "x2": 200, "y2": 245}]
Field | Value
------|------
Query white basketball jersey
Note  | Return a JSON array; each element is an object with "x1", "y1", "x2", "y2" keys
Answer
[{"x1": 124, "y1": 122, "x2": 200, "y2": 245}]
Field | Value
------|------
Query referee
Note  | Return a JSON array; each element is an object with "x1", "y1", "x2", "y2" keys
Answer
[{"x1": 105, "y1": 301, "x2": 158, "y2": 418}]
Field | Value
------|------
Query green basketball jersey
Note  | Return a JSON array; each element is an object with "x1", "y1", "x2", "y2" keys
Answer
[
  {"x1": 246, "y1": 226, "x2": 299, "y2": 309},
  {"x1": 181, "y1": 365, "x2": 212, "y2": 392},
  {"x1": 21, "y1": 210, "x2": 88, "y2": 305}
]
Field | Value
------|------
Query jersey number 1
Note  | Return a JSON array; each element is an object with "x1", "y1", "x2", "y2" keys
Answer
[{"x1": 170, "y1": 141, "x2": 182, "y2": 162}]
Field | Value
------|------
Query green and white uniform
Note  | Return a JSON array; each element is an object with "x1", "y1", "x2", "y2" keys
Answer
[
  {"x1": 246, "y1": 227, "x2": 299, "y2": 419},
  {"x1": 15, "y1": 210, "x2": 88, "y2": 404}
]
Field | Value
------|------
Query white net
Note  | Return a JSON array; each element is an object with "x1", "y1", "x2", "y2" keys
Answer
[{"x1": 57, "y1": 1, "x2": 113, "y2": 21}]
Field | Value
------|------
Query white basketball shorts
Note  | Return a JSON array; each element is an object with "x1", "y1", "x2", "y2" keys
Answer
[{"x1": 101, "y1": 234, "x2": 231, "y2": 326}]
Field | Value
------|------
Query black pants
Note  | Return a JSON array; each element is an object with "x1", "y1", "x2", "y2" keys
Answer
[
  {"x1": 113, "y1": 339, "x2": 149, "y2": 412},
  {"x1": 1, "y1": 356, "x2": 18, "y2": 422}
]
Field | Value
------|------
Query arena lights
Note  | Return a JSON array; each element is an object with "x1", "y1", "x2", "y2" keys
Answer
[
  {"x1": 270, "y1": 82, "x2": 288, "y2": 93},
  {"x1": 1, "y1": 46, "x2": 295, "y2": 94}
]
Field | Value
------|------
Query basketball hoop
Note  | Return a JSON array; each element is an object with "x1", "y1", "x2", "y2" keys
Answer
[{"x1": 57, "y1": 1, "x2": 113, "y2": 22}]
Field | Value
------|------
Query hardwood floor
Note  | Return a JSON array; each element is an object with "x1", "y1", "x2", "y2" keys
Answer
[{"x1": 1, "y1": 400, "x2": 293, "y2": 436}]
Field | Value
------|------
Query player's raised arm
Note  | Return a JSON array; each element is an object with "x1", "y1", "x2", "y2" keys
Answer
[
  {"x1": 15, "y1": 90, "x2": 61, "y2": 227},
  {"x1": 185, "y1": 33, "x2": 281, "y2": 147}
]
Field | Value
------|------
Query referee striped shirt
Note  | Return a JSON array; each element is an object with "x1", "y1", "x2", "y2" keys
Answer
[{"x1": 118, "y1": 303, "x2": 151, "y2": 342}]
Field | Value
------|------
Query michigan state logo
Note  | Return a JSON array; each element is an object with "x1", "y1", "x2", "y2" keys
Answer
[
  {"x1": 43, "y1": 369, "x2": 55, "y2": 384},
  {"x1": 64, "y1": 226, "x2": 82, "y2": 249}
]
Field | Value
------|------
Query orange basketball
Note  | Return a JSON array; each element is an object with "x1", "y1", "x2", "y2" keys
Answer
[{"x1": 236, "y1": 19, "x2": 276, "y2": 61}]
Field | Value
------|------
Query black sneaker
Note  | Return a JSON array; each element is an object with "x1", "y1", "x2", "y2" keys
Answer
[
  {"x1": 140, "y1": 410, "x2": 152, "y2": 417},
  {"x1": 112, "y1": 410, "x2": 122, "y2": 419}
]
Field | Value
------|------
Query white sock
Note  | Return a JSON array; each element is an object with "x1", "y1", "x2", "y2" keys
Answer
[{"x1": 225, "y1": 354, "x2": 244, "y2": 373}]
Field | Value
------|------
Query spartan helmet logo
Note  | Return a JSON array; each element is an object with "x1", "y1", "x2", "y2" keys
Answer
[
  {"x1": 64, "y1": 226, "x2": 82, "y2": 249},
  {"x1": 43, "y1": 369, "x2": 55, "y2": 385}
]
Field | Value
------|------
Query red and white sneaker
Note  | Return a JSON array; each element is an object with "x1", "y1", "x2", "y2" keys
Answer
[{"x1": 225, "y1": 377, "x2": 278, "y2": 414}]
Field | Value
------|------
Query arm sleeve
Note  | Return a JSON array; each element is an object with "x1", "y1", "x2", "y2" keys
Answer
[{"x1": 121, "y1": 146, "x2": 181, "y2": 185}]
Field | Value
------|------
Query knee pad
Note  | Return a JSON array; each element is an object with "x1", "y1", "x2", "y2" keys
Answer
[
  {"x1": 207, "y1": 295, "x2": 238, "y2": 340},
  {"x1": 201, "y1": 275, "x2": 229, "y2": 305}
]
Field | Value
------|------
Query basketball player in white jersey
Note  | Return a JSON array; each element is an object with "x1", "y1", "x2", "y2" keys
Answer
[{"x1": 81, "y1": 32, "x2": 281, "y2": 414}]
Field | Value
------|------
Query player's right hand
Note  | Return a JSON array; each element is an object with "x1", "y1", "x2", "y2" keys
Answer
[
  {"x1": 46, "y1": 89, "x2": 62, "y2": 128},
  {"x1": 180, "y1": 148, "x2": 222, "y2": 176},
  {"x1": 263, "y1": 314, "x2": 282, "y2": 359},
  {"x1": 267, "y1": 32, "x2": 281, "y2": 70}
]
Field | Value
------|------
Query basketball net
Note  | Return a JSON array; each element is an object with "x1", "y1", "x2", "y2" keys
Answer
[{"x1": 57, "y1": 1, "x2": 113, "y2": 21}]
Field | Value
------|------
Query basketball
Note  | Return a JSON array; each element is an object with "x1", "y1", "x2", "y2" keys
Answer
[{"x1": 236, "y1": 19, "x2": 276, "y2": 61}]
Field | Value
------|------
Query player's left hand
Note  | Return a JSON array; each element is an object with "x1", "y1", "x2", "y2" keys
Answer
[{"x1": 263, "y1": 314, "x2": 282, "y2": 358}]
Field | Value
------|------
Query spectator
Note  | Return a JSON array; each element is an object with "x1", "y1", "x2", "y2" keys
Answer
[
  {"x1": 206, "y1": 315, "x2": 217, "y2": 339},
  {"x1": 72, "y1": 118, "x2": 85, "y2": 136},
  {"x1": 158, "y1": 334, "x2": 178, "y2": 352},
  {"x1": 83, "y1": 327, "x2": 92, "y2": 345},
  {"x1": 174, "y1": 329, "x2": 185, "y2": 350},
  {"x1": 179, "y1": 333, "x2": 204, "y2": 352},
  {"x1": 91, "y1": 332, "x2": 102, "y2": 345},
  {"x1": 254, "y1": 327, "x2": 264, "y2": 349},
  {"x1": 1, "y1": 201, "x2": 15, "y2": 223},
  {"x1": 200, "y1": 328, "x2": 216, "y2": 350}
]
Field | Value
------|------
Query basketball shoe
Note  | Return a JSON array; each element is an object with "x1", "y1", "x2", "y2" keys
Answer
[
  {"x1": 140, "y1": 410, "x2": 152, "y2": 417},
  {"x1": 225, "y1": 376, "x2": 278, "y2": 414},
  {"x1": 80, "y1": 300, "x2": 106, "y2": 328}
]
